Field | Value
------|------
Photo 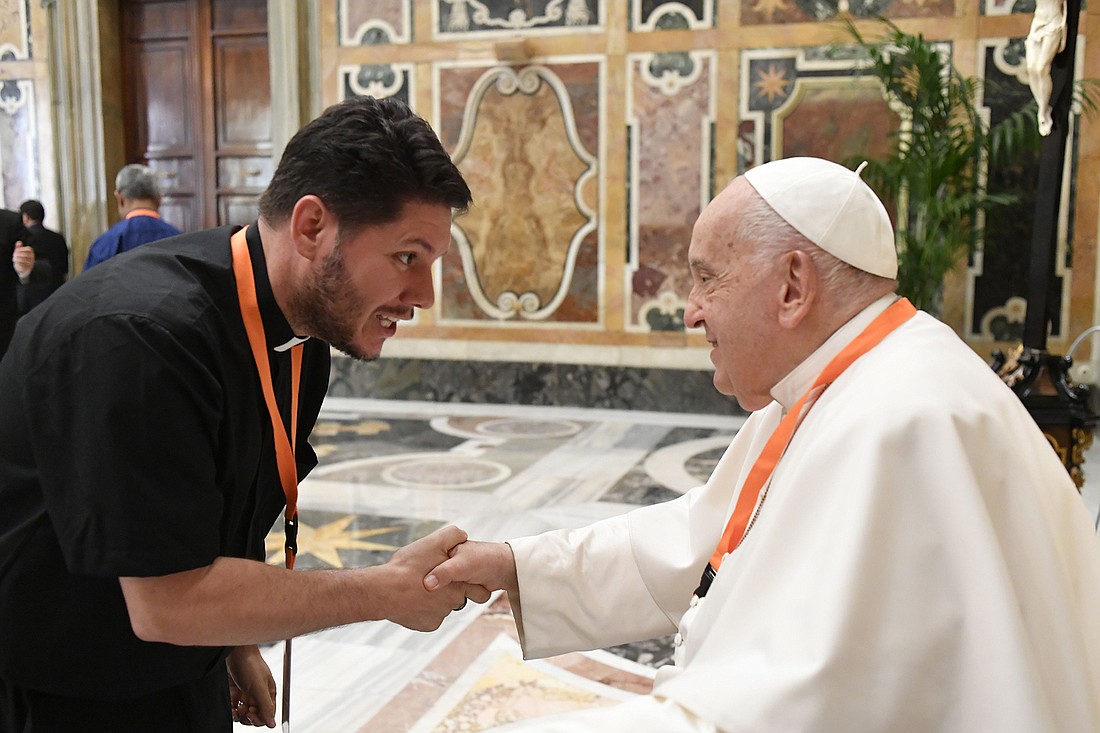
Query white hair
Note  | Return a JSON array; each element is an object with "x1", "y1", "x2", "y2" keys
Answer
[
  {"x1": 115, "y1": 163, "x2": 161, "y2": 200},
  {"x1": 735, "y1": 182, "x2": 897, "y2": 301}
]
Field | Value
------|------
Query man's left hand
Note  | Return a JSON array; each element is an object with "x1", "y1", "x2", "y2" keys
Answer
[{"x1": 227, "y1": 644, "x2": 277, "y2": 728}]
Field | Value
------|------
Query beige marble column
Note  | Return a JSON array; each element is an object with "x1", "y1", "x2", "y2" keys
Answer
[
  {"x1": 269, "y1": 0, "x2": 322, "y2": 162},
  {"x1": 44, "y1": 0, "x2": 108, "y2": 271}
]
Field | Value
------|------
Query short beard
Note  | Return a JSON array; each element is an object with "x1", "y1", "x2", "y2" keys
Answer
[{"x1": 288, "y1": 242, "x2": 375, "y2": 362}]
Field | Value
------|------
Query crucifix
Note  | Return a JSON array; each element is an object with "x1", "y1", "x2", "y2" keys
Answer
[{"x1": 994, "y1": 0, "x2": 1096, "y2": 487}]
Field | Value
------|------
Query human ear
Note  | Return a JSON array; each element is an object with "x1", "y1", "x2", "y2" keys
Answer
[
  {"x1": 777, "y1": 249, "x2": 816, "y2": 329},
  {"x1": 288, "y1": 195, "x2": 333, "y2": 261}
]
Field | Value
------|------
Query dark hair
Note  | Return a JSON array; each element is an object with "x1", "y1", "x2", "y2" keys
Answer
[
  {"x1": 259, "y1": 96, "x2": 471, "y2": 233},
  {"x1": 19, "y1": 199, "x2": 45, "y2": 222}
]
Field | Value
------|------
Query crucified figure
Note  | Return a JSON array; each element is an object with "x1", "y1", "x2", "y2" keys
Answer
[{"x1": 1025, "y1": 0, "x2": 1068, "y2": 136}]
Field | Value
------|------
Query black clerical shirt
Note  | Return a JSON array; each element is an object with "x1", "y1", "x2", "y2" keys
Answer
[{"x1": 0, "y1": 224, "x2": 330, "y2": 703}]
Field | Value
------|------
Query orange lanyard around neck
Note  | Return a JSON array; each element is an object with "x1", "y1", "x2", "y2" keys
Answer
[
  {"x1": 230, "y1": 226, "x2": 303, "y2": 570},
  {"x1": 125, "y1": 208, "x2": 161, "y2": 219},
  {"x1": 695, "y1": 298, "x2": 916, "y2": 597}
]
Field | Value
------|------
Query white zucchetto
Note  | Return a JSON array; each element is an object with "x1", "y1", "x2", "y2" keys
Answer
[{"x1": 743, "y1": 157, "x2": 898, "y2": 279}]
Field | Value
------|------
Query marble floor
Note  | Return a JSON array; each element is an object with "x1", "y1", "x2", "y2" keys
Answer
[{"x1": 237, "y1": 396, "x2": 1100, "y2": 733}]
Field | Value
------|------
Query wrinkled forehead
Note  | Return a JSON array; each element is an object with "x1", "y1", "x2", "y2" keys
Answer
[{"x1": 691, "y1": 179, "x2": 756, "y2": 251}]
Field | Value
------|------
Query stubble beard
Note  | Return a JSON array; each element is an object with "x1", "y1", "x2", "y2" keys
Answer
[{"x1": 289, "y1": 244, "x2": 377, "y2": 362}]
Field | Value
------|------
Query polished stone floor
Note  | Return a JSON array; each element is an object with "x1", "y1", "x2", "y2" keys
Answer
[{"x1": 238, "y1": 396, "x2": 1100, "y2": 732}]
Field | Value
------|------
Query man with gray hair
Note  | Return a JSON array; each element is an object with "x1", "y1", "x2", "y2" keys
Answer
[
  {"x1": 428, "y1": 157, "x2": 1100, "y2": 732},
  {"x1": 83, "y1": 163, "x2": 181, "y2": 270}
]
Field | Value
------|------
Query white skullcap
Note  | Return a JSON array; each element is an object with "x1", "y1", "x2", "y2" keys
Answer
[{"x1": 743, "y1": 157, "x2": 898, "y2": 279}]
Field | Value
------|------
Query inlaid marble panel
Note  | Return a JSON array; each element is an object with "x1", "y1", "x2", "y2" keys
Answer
[
  {"x1": 601, "y1": 426, "x2": 726, "y2": 504},
  {"x1": 0, "y1": 0, "x2": 29, "y2": 60},
  {"x1": 741, "y1": 0, "x2": 953, "y2": 25},
  {"x1": 740, "y1": 47, "x2": 898, "y2": 176},
  {"x1": 970, "y1": 37, "x2": 1068, "y2": 341},
  {"x1": 339, "y1": 0, "x2": 411, "y2": 45},
  {"x1": 982, "y1": 0, "x2": 1032, "y2": 15},
  {"x1": 265, "y1": 509, "x2": 444, "y2": 569},
  {"x1": 630, "y1": 0, "x2": 714, "y2": 30},
  {"x1": 434, "y1": 0, "x2": 602, "y2": 38},
  {"x1": 437, "y1": 60, "x2": 601, "y2": 324},
  {"x1": 0, "y1": 79, "x2": 37, "y2": 208},
  {"x1": 339, "y1": 62, "x2": 414, "y2": 105},
  {"x1": 363, "y1": 599, "x2": 655, "y2": 732},
  {"x1": 309, "y1": 416, "x2": 466, "y2": 464},
  {"x1": 627, "y1": 51, "x2": 715, "y2": 332}
]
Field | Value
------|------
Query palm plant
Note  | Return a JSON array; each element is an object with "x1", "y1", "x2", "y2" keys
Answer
[{"x1": 839, "y1": 18, "x2": 1042, "y2": 314}]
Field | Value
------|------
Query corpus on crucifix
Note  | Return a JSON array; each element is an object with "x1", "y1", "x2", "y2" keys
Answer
[{"x1": 1025, "y1": 0, "x2": 1068, "y2": 136}]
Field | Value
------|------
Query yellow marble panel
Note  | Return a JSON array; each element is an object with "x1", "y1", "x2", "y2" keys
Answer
[
  {"x1": 452, "y1": 65, "x2": 595, "y2": 319},
  {"x1": 0, "y1": 0, "x2": 27, "y2": 60}
]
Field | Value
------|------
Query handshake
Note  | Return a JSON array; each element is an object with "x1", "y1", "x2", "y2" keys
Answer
[{"x1": 380, "y1": 525, "x2": 519, "y2": 632}]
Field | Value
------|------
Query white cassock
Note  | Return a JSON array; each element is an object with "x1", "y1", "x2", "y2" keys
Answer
[{"x1": 494, "y1": 295, "x2": 1100, "y2": 732}]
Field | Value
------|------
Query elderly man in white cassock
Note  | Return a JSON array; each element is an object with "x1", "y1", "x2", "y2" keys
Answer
[{"x1": 427, "y1": 157, "x2": 1100, "y2": 732}]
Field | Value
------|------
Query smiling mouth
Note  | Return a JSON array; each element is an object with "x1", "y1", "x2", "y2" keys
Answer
[{"x1": 378, "y1": 312, "x2": 413, "y2": 329}]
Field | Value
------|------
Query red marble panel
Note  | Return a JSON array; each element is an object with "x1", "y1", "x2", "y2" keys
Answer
[
  {"x1": 777, "y1": 81, "x2": 898, "y2": 173},
  {"x1": 628, "y1": 52, "x2": 714, "y2": 331},
  {"x1": 776, "y1": 81, "x2": 900, "y2": 226}
]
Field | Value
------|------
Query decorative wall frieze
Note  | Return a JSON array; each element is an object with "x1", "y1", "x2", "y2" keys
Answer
[
  {"x1": 433, "y1": 0, "x2": 602, "y2": 39},
  {"x1": 630, "y1": 0, "x2": 714, "y2": 31}
]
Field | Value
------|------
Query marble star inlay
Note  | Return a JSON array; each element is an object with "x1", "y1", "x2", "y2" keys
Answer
[
  {"x1": 751, "y1": 0, "x2": 790, "y2": 21},
  {"x1": 265, "y1": 515, "x2": 405, "y2": 568},
  {"x1": 753, "y1": 63, "x2": 791, "y2": 103}
]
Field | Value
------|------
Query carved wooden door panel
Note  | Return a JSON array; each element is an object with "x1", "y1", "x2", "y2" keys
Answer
[{"x1": 120, "y1": 0, "x2": 271, "y2": 231}]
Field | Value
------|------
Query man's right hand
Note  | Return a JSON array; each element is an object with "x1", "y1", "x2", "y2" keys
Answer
[
  {"x1": 12, "y1": 240, "x2": 34, "y2": 280},
  {"x1": 380, "y1": 525, "x2": 492, "y2": 631}
]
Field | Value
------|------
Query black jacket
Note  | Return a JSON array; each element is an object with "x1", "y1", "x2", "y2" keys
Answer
[
  {"x1": 17, "y1": 222, "x2": 70, "y2": 313},
  {"x1": 0, "y1": 208, "x2": 29, "y2": 359}
]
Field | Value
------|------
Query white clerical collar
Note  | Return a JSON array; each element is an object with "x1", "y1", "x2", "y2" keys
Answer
[
  {"x1": 274, "y1": 335, "x2": 310, "y2": 352},
  {"x1": 769, "y1": 294, "x2": 899, "y2": 411}
]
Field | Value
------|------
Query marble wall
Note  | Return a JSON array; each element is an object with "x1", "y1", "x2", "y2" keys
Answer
[
  {"x1": 7, "y1": 0, "x2": 1100, "y2": 410},
  {"x1": 318, "y1": 0, "x2": 1100, "y2": 409}
]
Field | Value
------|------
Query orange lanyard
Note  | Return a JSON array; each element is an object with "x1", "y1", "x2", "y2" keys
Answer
[
  {"x1": 695, "y1": 298, "x2": 916, "y2": 597},
  {"x1": 230, "y1": 226, "x2": 303, "y2": 570},
  {"x1": 125, "y1": 208, "x2": 161, "y2": 219}
]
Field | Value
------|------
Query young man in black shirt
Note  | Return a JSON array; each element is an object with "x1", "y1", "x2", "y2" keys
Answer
[
  {"x1": 16, "y1": 198, "x2": 69, "y2": 311},
  {"x1": 0, "y1": 96, "x2": 482, "y2": 731}
]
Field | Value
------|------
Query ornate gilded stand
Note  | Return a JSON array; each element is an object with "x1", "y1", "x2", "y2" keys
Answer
[{"x1": 993, "y1": 346, "x2": 1096, "y2": 489}]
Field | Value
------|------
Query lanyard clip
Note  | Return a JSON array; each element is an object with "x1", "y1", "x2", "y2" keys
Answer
[
  {"x1": 284, "y1": 512, "x2": 299, "y2": 559},
  {"x1": 693, "y1": 562, "x2": 716, "y2": 599}
]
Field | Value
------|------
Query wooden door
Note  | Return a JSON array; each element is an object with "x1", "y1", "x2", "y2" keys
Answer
[{"x1": 120, "y1": 0, "x2": 271, "y2": 231}]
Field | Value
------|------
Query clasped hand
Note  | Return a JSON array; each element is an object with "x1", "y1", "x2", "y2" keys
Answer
[
  {"x1": 424, "y1": 538, "x2": 519, "y2": 600},
  {"x1": 382, "y1": 526, "x2": 492, "y2": 631}
]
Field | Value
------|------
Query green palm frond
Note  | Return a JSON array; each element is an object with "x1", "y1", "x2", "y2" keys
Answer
[{"x1": 833, "y1": 17, "x2": 1047, "y2": 312}]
